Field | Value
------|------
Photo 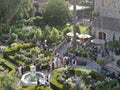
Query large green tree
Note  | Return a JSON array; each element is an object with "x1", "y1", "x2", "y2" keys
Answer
[
  {"x1": 49, "y1": 27, "x2": 59, "y2": 43},
  {"x1": 0, "y1": 73, "x2": 23, "y2": 90},
  {"x1": 0, "y1": 0, "x2": 35, "y2": 24},
  {"x1": 42, "y1": 0, "x2": 72, "y2": 25}
]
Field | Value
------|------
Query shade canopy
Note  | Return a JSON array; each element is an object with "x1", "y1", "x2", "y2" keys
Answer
[
  {"x1": 91, "y1": 39, "x2": 105, "y2": 44},
  {"x1": 69, "y1": 5, "x2": 90, "y2": 11},
  {"x1": 78, "y1": 34, "x2": 91, "y2": 39},
  {"x1": 66, "y1": 32, "x2": 79, "y2": 37}
]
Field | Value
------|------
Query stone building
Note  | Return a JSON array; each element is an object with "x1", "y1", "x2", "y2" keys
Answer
[{"x1": 92, "y1": 0, "x2": 120, "y2": 42}]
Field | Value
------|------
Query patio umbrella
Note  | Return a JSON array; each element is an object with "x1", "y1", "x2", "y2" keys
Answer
[
  {"x1": 66, "y1": 32, "x2": 79, "y2": 37},
  {"x1": 78, "y1": 34, "x2": 91, "y2": 39},
  {"x1": 91, "y1": 39, "x2": 105, "y2": 45},
  {"x1": 69, "y1": 5, "x2": 90, "y2": 11}
]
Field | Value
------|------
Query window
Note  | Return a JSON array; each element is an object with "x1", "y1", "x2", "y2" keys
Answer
[
  {"x1": 102, "y1": 0, "x2": 104, "y2": 6},
  {"x1": 113, "y1": 0, "x2": 116, "y2": 8}
]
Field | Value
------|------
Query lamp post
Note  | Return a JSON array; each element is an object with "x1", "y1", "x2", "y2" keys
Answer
[{"x1": 73, "y1": 0, "x2": 77, "y2": 48}]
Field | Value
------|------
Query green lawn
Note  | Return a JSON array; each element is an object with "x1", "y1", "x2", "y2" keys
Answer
[{"x1": 56, "y1": 24, "x2": 88, "y2": 34}]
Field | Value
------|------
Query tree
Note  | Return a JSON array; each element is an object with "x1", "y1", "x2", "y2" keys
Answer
[
  {"x1": 49, "y1": 27, "x2": 59, "y2": 43},
  {"x1": 0, "y1": 73, "x2": 23, "y2": 90},
  {"x1": 42, "y1": 0, "x2": 72, "y2": 25},
  {"x1": 0, "y1": 0, "x2": 35, "y2": 24},
  {"x1": 33, "y1": 28, "x2": 43, "y2": 41},
  {"x1": 8, "y1": 33, "x2": 18, "y2": 44},
  {"x1": 43, "y1": 25, "x2": 51, "y2": 40}
]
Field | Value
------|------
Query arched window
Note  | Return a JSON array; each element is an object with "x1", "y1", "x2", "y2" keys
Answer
[{"x1": 99, "y1": 32, "x2": 106, "y2": 40}]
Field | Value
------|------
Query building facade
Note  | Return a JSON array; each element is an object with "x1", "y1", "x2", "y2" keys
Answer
[{"x1": 92, "y1": 0, "x2": 120, "y2": 42}]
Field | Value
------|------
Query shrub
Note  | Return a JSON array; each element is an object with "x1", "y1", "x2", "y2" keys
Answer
[
  {"x1": 89, "y1": 71, "x2": 105, "y2": 80},
  {"x1": 7, "y1": 33, "x2": 18, "y2": 44},
  {"x1": 117, "y1": 60, "x2": 120, "y2": 66},
  {"x1": 50, "y1": 69, "x2": 63, "y2": 90},
  {"x1": 97, "y1": 59, "x2": 104, "y2": 66},
  {"x1": 3, "y1": 43, "x2": 34, "y2": 57},
  {"x1": 75, "y1": 70, "x2": 81, "y2": 76},
  {"x1": 25, "y1": 85, "x2": 52, "y2": 90},
  {"x1": 0, "y1": 58, "x2": 15, "y2": 76},
  {"x1": 57, "y1": 76, "x2": 65, "y2": 84}
]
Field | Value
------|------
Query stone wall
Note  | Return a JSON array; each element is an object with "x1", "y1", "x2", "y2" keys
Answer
[
  {"x1": 94, "y1": 0, "x2": 120, "y2": 19},
  {"x1": 92, "y1": 28, "x2": 120, "y2": 42}
]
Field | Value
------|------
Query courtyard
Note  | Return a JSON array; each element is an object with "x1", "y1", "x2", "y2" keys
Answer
[{"x1": 0, "y1": 0, "x2": 120, "y2": 90}]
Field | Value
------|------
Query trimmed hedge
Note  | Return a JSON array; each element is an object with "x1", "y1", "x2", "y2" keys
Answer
[
  {"x1": 3, "y1": 43, "x2": 34, "y2": 58},
  {"x1": 50, "y1": 68, "x2": 117, "y2": 90},
  {"x1": 0, "y1": 58, "x2": 15, "y2": 76},
  {"x1": 24, "y1": 85, "x2": 52, "y2": 90},
  {"x1": 89, "y1": 71, "x2": 105, "y2": 80},
  {"x1": 50, "y1": 69, "x2": 63, "y2": 90},
  {"x1": 7, "y1": 55, "x2": 49, "y2": 71}
]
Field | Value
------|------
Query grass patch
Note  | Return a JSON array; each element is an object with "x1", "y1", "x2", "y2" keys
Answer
[{"x1": 55, "y1": 24, "x2": 88, "y2": 34}]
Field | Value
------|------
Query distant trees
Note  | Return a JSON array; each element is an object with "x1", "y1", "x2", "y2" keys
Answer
[
  {"x1": 0, "y1": 0, "x2": 35, "y2": 24},
  {"x1": 42, "y1": 0, "x2": 72, "y2": 26}
]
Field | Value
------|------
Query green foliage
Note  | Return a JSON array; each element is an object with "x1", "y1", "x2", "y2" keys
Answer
[
  {"x1": 3, "y1": 43, "x2": 33, "y2": 57},
  {"x1": 75, "y1": 70, "x2": 81, "y2": 76},
  {"x1": 0, "y1": 23, "x2": 10, "y2": 34},
  {"x1": 0, "y1": 72, "x2": 22, "y2": 90},
  {"x1": 42, "y1": 0, "x2": 72, "y2": 25},
  {"x1": 89, "y1": 71, "x2": 105, "y2": 80},
  {"x1": 97, "y1": 59, "x2": 104, "y2": 66},
  {"x1": 50, "y1": 69, "x2": 63, "y2": 90},
  {"x1": 33, "y1": 28, "x2": 43, "y2": 41},
  {"x1": 18, "y1": 26, "x2": 35, "y2": 40},
  {"x1": 51, "y1": 68, "x2": 117, "y2": 90},
  {"x1": 76, "y1": 24, "x2": 81, "y2": 34},
  {"x1": 25, "y1": 85, "x2": 52, "y2": 90},
  {"x1": 117, "y1": 60, "x2": 120, "y2": 66},
  {"x1": 68, "y1": 46, "x2": 92, "y2": 58},
  {"x1": 49, "y1": 27, "x2": 60, "y2": 43},
  {"x1": 32, "y1": 16, "x2": 44, "y2": 27},
  {"x1": 0, "y1": 0, "x2": 35, "y2": 24},
  {"x1": 0, "y1": 58, "x2": 15, "y2": 76},
  {"x1": 8, "y1": 33, "x2": 18, "y2": 44}
]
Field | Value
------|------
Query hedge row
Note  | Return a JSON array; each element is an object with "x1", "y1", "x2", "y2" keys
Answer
[
  {"x1": 50, "y1": 68, "x2": 117, "y2": 90},
  {"x1": 50, "y1": 69, "x2": 63, "y2": 90},
  {"x1": 24, "y1": 85, "x2": 52, "y2": 90},
  {"x1": 0, "y1": 58, "x2": 15, "y2": 76},
  {"x1": 7, "y1": 55, "x2": 49, "y2": 71},
  {"x1": 3, "y1": 43, "x2": 34, "y2": 58}
]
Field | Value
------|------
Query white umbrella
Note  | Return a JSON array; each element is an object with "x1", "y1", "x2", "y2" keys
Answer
[
  {"x1": 78, "y1": 34, "x2": 91, "y2": 39},
  {"x1": 91, "y1": 39, "x2": 105, "y2": 44},
  {"x1": 69, "y1": 5, "x2": 90, "y2": 11},
  {"x1": 66, "y1": 32, "x2": 79, "y2": 37}
]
